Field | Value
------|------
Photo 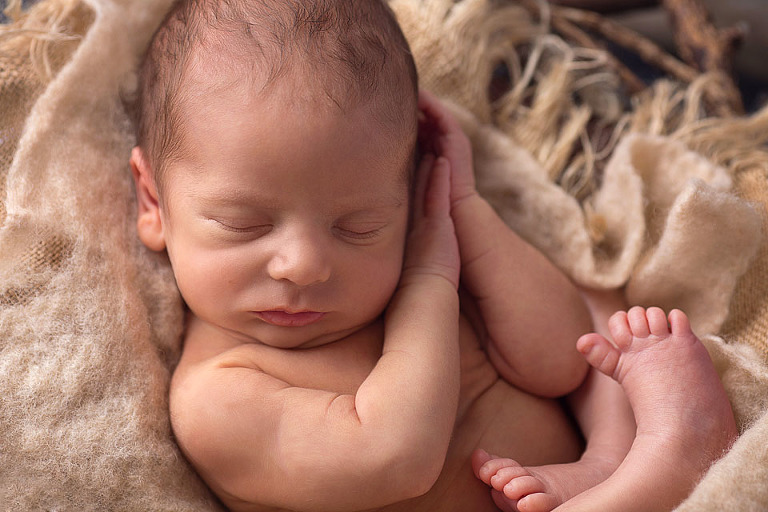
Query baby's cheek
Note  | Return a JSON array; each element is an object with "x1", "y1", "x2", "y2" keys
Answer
[{"x1": 170, "y1": 250, "x2": 237, "y2": 313}]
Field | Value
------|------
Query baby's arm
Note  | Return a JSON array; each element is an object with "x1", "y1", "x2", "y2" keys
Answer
[
  {"x1": 419, "y1": 91, "x2": 589, "y2": 397},
  {"x1": 169, "y1": 155, "x2": 461, "y2": 512}
]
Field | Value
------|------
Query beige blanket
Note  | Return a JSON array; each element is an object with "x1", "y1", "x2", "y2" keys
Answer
[{"x1": 1, "y1": 0, "x2": 767, "y2": 510}]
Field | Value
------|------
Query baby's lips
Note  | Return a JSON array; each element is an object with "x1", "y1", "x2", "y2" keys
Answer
[{"x1": 252, "y1": 310, "x2": 325, "y2": 327}]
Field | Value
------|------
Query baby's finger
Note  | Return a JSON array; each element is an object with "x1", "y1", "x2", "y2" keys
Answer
[
  {"x1": 418, "y1": 90, "x2": 465, "y2": 148},
  {"x1": 421, "y1": 156, "x2": 451, "y2": 219},
  {"x1": 418, "y1": 90, "x2": 475, "y2": 201},
  {"x1": 418, "y1": 89, "x2": 456, "y2": 131},
  {"x1": 412, "y1": 153, "x2": 435, "y2": 219}
]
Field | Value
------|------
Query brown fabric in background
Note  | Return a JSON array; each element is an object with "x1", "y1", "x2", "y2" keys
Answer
[
  {"x1": 0, "y1": 1, "x2": 223, "y2": 509},
  {"x1": 722, "y1": 167, "x2": 768, "y2": 360}
]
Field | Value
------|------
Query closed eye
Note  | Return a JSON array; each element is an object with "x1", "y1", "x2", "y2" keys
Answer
[
  {"x1": 212, "y1": 219, "x2": 273, "y2": 237},
  {"x1": 332, "y1": 225, "x2": 383, "y2": 241}
]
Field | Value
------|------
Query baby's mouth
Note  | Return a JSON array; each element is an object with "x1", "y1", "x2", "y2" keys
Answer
[{"x1": 253, "y1": 310, "x2": 326, "y2": 327}]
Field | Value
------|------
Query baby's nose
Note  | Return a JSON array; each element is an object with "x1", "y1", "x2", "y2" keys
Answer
[{"x1": 266, "y1": 230, "x2": 331, "y2": 287}]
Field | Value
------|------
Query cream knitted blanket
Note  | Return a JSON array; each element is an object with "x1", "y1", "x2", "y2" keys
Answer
[{"x1": 2, "y1": 0, "x2": 767, "y2": 510}]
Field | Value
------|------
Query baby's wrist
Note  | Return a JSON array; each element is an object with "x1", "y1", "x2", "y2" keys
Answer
[
  {"x1": 450, "y1": 190, "x2": 484, "y2": 218},
  {"x1": 398, "y1": 268, "x2": 460, "y2": 294}
]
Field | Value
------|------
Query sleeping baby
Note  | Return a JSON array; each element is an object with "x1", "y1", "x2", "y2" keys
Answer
[{"x1": 128, "y1": 0, "x2": 737, "y2": 510}]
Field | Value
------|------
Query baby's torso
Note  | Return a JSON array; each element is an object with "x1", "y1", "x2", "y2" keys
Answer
[{"x1": 177, "y1": 316, "x2": 582, "y2": 512}]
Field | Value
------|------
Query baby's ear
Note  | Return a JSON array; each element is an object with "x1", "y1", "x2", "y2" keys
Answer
[{"x1": 130, "y1": 146, "x2": 166, "y2": 252}]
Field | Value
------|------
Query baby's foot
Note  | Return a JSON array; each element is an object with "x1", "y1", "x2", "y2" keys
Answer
[
  {"x1": 576, "y1": 306, "x2": 736, "y2": 440},
  {"x1": 472, "y1": 452, "x2": 553, "y2": 512},
  {"x1": 472, "y1": 450, "x2": 615, "y2": 512},
  {"x1": 472, "y1": 450, "x2": 617, "y2": 512},
  {"x1": 563, "y1": 306, "x2": 738, "y2": 511}
]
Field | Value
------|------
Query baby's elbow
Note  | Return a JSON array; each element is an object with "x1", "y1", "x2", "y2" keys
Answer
[
  {"x1": 269, "y1": 428, "x2": 447, "y2": 509},
  {"x1": 403, "y1": 472, "x2": 441, "y2": 501},
  {"x1": 382, "y1": 445, "x2": 444, "y2": 500},
  {"x1": 407, "y1": 449, "x2": 446, "y2": 496}
]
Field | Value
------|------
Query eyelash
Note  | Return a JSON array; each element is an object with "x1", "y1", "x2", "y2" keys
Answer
[
  {"x1": 214, "y1": 220, "x2": 272, "y2": 235},
  {"x1": 212, "y1": 219, "x2": 383, "y2": 241},
  {"x1": 333, "y1": 226, "x2": 383, "y2": 240}
]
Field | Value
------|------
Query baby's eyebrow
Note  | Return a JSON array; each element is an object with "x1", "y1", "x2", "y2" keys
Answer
[
  {"x1": 335, "y1": 202, "x2": 405, "y2": 219},
  {"x1": 193, "y1": 191, "x2": 279, "y2": 210},
  {"x1": 193, "y1": 190, "x2": 405, "y2": 212},
  {"x1": 336, "y1": 195, "x2": 406, "y2": 212}
]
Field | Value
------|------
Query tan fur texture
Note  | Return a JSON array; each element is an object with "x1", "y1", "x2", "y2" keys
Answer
[{"x1": 0, "y1": 0, "x2": 222, "y2": 509}]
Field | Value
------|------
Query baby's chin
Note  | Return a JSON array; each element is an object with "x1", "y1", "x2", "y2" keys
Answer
[{"x1": 236, "y1": 316, "x2": 382, "y2": 350}]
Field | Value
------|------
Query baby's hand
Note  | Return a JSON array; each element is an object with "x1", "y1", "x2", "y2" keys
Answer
[
  {"x1": 418, "y1": 90, "x2": 477, "y2": 207},
  {"x1": 401, "y1": 152, "x2": 460, "y2": 290}
]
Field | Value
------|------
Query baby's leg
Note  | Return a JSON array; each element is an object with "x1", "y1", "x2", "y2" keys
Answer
[
  {"x1": 474, "y1": 306, "x2": 737, "y2": 512},
  {"x1": 473, "y1": 364, "x2": 634, "y2": 512},
  {"x1": 556, "y1": 307, "x2": 737, "y2": 511},
  {"x1": 473, "y1": 288, "x2": 635, "y2": 512}
]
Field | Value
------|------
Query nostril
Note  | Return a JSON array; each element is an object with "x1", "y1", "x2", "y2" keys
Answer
[{"x1": 266, "y1": 248, "x2": 331, "y2": 287}]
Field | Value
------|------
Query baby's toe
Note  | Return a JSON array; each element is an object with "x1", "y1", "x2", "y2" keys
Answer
[
  {"x1": 627, "y1": 306, "x2": 650, "y2": 338},
  {"x1": 473, "y1": 451, "x2": 524, "y2": 486},
  {"x1": 668, "y1": 309, "x2": 693, "y2": 337},
  {"x1": 491, "y1": 465, "x2": 530, "y2": 492},
  {"x1": 502, "y1": 475, "x2": 546, "y2": 501},
  {"x1": 607, "y1": 311, "x2": 633, "y2": 349},
  {"x1": 518, "y1": 492, "x2": 560, "y2": 512},
  {"x1": 473, "y1": 450, "x2": 504, "y2": 479},
  {"x1": 491, "y1": 490, "x2": 520, "y2": 512},
  {"x1": 577, "y1": 333, "x2": 620, "y2": 378},
  {"x1": 646, "y1": 307, "x2": 670, "y2": 337},
  {"x1": 471, "y1": 449, "x2": 493, "y2": 478}
]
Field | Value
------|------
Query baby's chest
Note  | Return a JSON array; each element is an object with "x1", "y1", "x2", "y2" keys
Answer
[{"x1": 245, "y1": 315, "x2": 497, "y2": 401}]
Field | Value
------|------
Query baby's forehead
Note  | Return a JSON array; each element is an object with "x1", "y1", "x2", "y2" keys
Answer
[
  {"x1": 170, "y1": 67, "x2": 416, "y2": 167},
  {"x1": 180, "y1": 49, "x2": 417, "y2": 133},
  {"x1": 158, "y1": 97, "x2": 416, "y2": 208}
]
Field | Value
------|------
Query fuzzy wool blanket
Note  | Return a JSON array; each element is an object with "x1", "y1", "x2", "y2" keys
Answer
[{"x1": 2, "y1": 0, "x2": 768, "y2": 510}]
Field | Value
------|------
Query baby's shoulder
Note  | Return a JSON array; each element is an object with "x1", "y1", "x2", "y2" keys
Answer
[{"x1": 170, "y1": 342, "x2": 277, "y2": 414}]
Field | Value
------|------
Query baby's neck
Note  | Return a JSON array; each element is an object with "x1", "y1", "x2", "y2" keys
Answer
[
  {"x1": 181, "y1": 311, "x2": 385, "y2": 357},
  {"x1": 178, "y1": 313, "x2": 386, "y2": 395}
]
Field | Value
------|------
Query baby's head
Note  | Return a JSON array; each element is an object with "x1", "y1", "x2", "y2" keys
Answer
[
  {"x1": 133, "y1": 0, "x2": 418, "y2": 193},
  {"x1": 131, "y1": 0, "x2": 421, "y2": 349}
]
